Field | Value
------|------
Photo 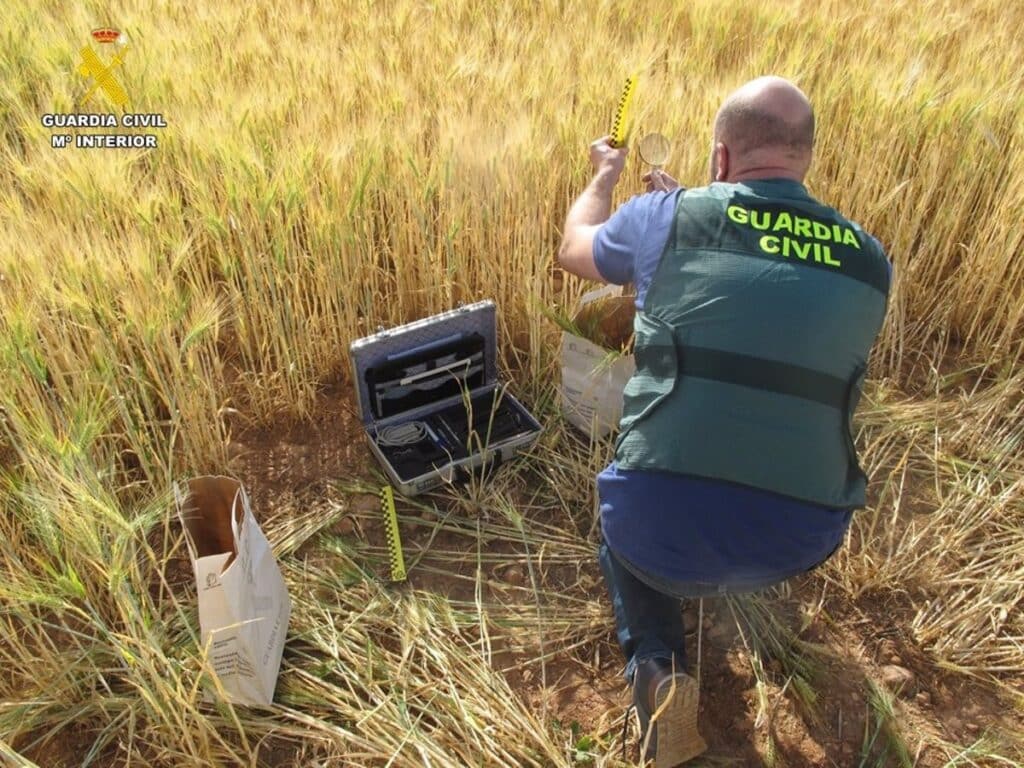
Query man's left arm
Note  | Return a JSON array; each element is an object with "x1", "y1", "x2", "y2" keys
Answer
[{"x1": 557, "y1": 137, "x2": 629, "y2": 282}]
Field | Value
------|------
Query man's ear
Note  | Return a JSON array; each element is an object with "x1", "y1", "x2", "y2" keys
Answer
[{"x1": 714, "y1": 142, "x2": 729, "y2": 182}]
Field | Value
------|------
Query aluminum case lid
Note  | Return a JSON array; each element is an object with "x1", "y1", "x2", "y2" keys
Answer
[{"x1": 349, "y1": 301, "x2": 499, "y2": 426}]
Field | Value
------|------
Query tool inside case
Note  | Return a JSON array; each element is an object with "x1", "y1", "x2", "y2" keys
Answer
[{"x1": 364, "y1": 332, "x2": 533, "y2": 482}]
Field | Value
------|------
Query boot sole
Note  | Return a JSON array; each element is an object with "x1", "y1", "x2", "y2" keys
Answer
[{"x1": 652, "y1": 672, "x2": 707, "y2": 767}]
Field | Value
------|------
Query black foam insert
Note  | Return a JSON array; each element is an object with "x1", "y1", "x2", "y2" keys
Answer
[{"x1": 364, "y1": 332, "x2": 486, "y2": 420}]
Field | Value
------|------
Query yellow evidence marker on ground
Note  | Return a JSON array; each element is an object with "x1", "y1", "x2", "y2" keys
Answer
[
  {"x1": 380, "y1": 485, "x2": 407, "y2": 582},
  {"x1": 609, "y1": 73, "x2": 638, "y2": 149}
]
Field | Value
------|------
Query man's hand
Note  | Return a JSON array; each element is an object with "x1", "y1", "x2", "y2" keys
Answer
[
  {"x1": 557, "y1": 137, "x2": 630, "y2": 282},
  {"x1": 589, "y1": 136, "x2": 629, "y2": 187},
  {"x1": 642, "y1": 169, "x2": 680, "y2": 193}
]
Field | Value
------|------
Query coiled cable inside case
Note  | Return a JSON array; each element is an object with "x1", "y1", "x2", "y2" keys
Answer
[{"x1": 376, "y1": 421, "x2": 429, "y2": 446}]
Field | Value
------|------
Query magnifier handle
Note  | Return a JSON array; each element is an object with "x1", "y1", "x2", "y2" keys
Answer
[{"x1": 644, "y1": 168, "x2": 679, "y2": 193}]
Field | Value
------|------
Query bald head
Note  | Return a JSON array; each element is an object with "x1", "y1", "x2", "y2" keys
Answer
[{"x1": 710, "y1": 76, "x2": 815, "y2": 182}]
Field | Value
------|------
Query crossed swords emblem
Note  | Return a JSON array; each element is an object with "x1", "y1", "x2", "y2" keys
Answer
[{"x1": 77, "y1": 28, "x2": 129, "y2": 107}]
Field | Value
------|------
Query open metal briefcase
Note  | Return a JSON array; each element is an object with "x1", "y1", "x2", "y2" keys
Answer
[{"x1": 349, "y1": 301, "x2": 542, "y2": 496}]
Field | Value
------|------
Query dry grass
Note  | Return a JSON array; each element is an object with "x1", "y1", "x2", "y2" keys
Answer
[{"x1": 1, "y1": 0, "x2": 1023, "y2": 764}]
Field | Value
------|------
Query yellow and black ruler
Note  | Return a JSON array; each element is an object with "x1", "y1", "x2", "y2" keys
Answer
[
  {"x1": 609, "y1": 73, "x2": 638, "y2": 149},
  {"x1": 380, "y1": 485, "x2": 407, "y2": 582}
]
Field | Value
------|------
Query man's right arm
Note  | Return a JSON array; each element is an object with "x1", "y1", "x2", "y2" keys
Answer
[
  {"x1": 558, "y1": 137, "x2": 629, "y2": 282},
  {"x1": 558, "y1": 171, "x2": 621, "y2": 282}
]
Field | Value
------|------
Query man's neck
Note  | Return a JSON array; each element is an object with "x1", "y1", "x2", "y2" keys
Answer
[{"x1": 728, "y1": 166, "x2": 804, "y2": 183}]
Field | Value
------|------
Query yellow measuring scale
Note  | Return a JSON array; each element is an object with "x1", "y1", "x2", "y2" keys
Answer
[
  {"x1": 380, "y1": 485, "x2": 407, "y2": 582},
  {"x1": 609, "y1": 74, "x2": 638, "y2": 148}
]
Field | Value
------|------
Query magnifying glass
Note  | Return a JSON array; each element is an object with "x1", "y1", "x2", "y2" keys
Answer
[{"x1": 637, "y1": 132, "x2": 671, "y2": 170}]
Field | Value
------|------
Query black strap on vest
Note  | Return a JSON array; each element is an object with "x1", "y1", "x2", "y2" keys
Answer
[{"x1": 680, "y1": 345, "x2": 848, "y2": 409}]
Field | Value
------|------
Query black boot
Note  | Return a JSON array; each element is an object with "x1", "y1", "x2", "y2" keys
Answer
[{"x1": 632, "y1": 657, "x2": 707, "y2": 767}]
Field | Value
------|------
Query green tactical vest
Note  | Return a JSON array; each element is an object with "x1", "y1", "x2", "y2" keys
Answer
[{"x1": 614, "y1": 179, "x2": 890, "y2": 509}]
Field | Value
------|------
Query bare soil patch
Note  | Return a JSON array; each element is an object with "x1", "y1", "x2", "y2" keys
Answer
[{"x1": 226, "y1": 387, "x2": 1023, "y2": 767}]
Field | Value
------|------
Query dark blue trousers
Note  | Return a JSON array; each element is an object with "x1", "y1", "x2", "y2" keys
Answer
[
  {"x1": 598, "y1": 540, "x2": 687, "y2": 680},
  {"x1": 598, "y1": 538, "x2": 792, "y2": 680}
]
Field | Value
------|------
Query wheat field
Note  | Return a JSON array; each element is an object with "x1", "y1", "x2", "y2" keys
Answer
[{"x1": 1, "y1": 0, "x2": 1022, "y2": 765}]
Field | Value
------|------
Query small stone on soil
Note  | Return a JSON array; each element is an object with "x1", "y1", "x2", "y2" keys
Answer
[
  {"x1": 708, "y1": 621, "x2": 730, "y2": 640},
  {"x1": 880, "y1": 665, "x2": 915, "y2": 695},
  {"x1": 683, "y1": 608, "x2": 699, "y2": 633},
  {"x1": 503, "y1": 565, "x2": 524, "y2": 585},
  {"x1": 914, "y1": 691, "x2": 932, "y2": 707},
  {"x1": 353, "y1": 494, "x2": 380, "y2": 513}
]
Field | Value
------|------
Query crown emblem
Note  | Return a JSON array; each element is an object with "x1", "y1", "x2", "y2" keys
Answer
[{"x1": 91, "y1": 28, "x2": 121, "y2": 44}]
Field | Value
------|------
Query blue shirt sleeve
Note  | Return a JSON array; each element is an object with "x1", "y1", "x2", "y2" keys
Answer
[
  {"x1": 594, "y1": 189, "x2": 684, "y2": 305},
  {"x1": 593, "y1": 195, "x2": 647, "y2": 285}
]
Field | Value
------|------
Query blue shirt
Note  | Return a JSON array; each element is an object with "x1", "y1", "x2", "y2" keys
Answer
[{"x1": 593, "y1": 187, "x2": 853, "y2": 588}]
